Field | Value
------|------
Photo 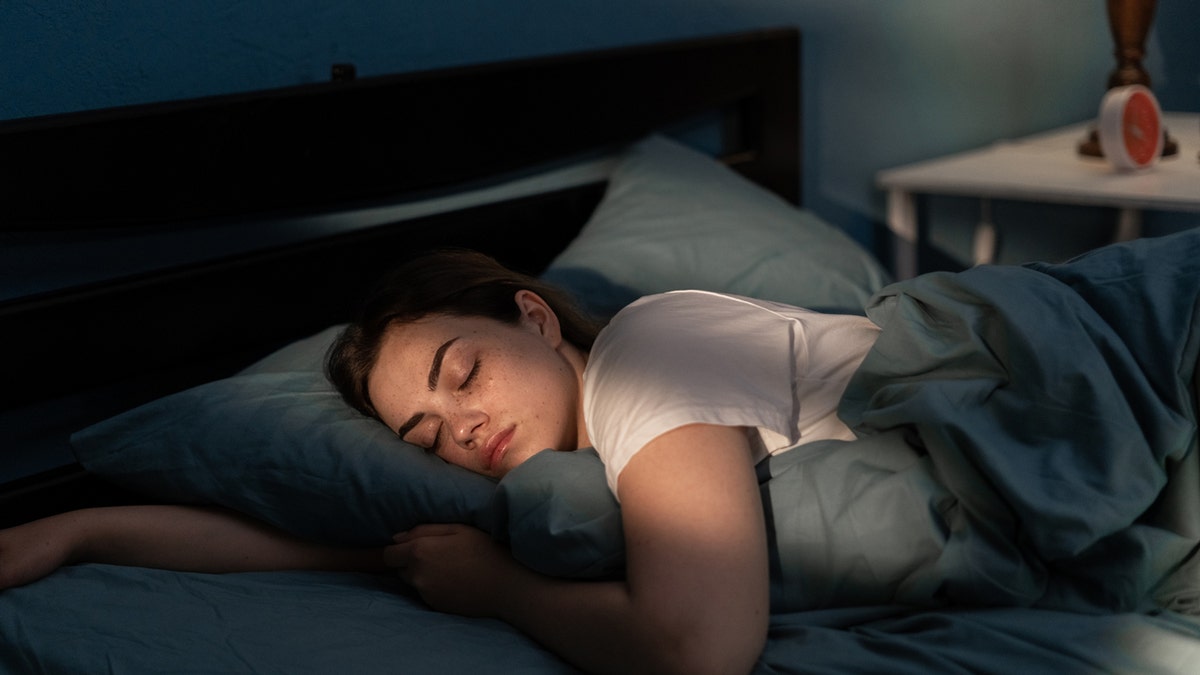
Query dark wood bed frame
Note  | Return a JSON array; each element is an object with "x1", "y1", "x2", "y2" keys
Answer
[{"x1": 0, "y1": 29, "x2": 801, "y2": 525}]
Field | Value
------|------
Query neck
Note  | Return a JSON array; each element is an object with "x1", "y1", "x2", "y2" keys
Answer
[{"x1": 561, "y1": 343, "x2": 591, "y2": 450}]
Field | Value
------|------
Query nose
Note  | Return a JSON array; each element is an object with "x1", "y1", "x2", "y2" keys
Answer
[{"x1": 449, "y1": 409, "x2": 488, "y2": 450}]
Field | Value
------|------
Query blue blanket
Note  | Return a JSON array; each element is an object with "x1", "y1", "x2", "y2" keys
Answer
[
  {"x1": 735, "y1": 230, "x2": 1200, "y2": 616},
  {"x1": 843, "y1": 229, "x2": 1199, "y2": 613}
]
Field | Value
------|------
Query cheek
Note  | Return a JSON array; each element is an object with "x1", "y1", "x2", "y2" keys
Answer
[
  {"x1": 532, "y1": 355, "x2": 580, "y2": 443},
  {"x1": 485, "y1": 342, "x2": 579, "y2": 439},
  {"x1": 526, "y1": 354, "x2": 572, "y2": 403}
]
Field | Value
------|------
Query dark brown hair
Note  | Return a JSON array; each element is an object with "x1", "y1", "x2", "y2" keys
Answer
[{"x1": 326, "y1": 249, "x2": 602, "y2": 418}]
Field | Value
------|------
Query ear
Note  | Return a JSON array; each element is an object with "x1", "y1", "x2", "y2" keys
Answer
[{"x1": 514, "y1": 290, "x2": 563, "y2": 347}]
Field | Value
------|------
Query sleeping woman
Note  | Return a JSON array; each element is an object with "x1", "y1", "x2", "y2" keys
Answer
[
  {"x1": 0, "y1": 249, "x2": 873, "y2": 675},
  {"x1": 1, "y1": 238, "x2": 1197, "y2": 675}
]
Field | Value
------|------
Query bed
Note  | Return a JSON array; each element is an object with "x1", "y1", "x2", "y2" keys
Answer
[{"x1": 2, "y1": 28, "x2": 1199, "y2": 674}]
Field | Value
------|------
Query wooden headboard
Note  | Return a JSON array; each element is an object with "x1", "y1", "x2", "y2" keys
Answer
[{"x1": 0, "y1": 29, "x2": 801, "y2": 520}]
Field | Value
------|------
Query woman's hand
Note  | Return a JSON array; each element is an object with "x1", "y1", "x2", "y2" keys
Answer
[
  {"x1": 382, "y1": 425, "x2": 767, "y2": 675},
  {"x1": 385, "y1": 524, "x2": 524, "y2": 617},
  {"x1": 0, "y1": 512, "x2": 85, "y2": 590}
]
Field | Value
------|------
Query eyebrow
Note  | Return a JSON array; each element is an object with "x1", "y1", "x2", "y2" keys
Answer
[
  {"x1": 428, "y1": 337, "x2": 458, "y2": 391},
  {"x1": 395, "y1": 337, "x2": 458, "y2": 441}
]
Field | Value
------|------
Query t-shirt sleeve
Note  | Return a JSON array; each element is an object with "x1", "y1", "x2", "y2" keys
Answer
[{"x1": 583, "y1": 292, "x2": 805, "y2": 496}]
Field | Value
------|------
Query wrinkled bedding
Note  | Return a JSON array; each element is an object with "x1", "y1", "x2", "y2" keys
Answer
[
  {"x1": 3, "y1": 231, "x2": 1199, "y2": 673},
  {"x1": 845, "y1": 228, "x2": 1200, "y2": 614},
  {"x1": 757, "y1": 228, "x2": 1200, "y2": 616},
  {"x1": 2, "y1": 565, "x2": 1197, "y2": 674}
]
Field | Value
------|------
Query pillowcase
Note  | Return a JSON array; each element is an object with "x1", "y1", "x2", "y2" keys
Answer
[
  {"x1": 236, "y1": 324, "x2": 344, "y2": 375},
  {"x1": 544, "y1": 135, "x2": 890, "y2": 316},
  {"x1": 72, "y1": 369, "x2": 497, "y2": 546},
  {"x1": 491, "y1": 447, "x2": 624, "y2": 579}
]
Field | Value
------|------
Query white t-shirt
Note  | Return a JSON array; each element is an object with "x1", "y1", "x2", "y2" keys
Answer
[{"x1": 582, "y1": 290, "x2": 880, "y2": 497}]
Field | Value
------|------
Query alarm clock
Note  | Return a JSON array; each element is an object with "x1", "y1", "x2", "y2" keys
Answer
[{"x1": 1097, "y1": 84, "x2": 1163, "y2": 171}]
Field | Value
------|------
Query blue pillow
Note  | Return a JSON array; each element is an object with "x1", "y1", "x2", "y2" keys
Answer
[
  {"x1": 71, "y1": 330, "x2": 623, "y2": 580},
  {"x1": 72, "y1": 371, "x2": 497, "y2": 546},
  {"x1": 491, "y1": 447, "x2": 624, "y2": 578},
  {"x1": 547, "y1": 135, "x2": 890, "y2": 315}
]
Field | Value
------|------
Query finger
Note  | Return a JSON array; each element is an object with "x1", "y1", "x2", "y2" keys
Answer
[{"x1": 382, "y1": 542, "x2": 410, "y2": 569}]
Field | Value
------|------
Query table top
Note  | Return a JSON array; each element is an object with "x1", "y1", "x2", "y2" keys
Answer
[{"x1": 877, "y1": 112, "x2": 1200, "y2": 211}]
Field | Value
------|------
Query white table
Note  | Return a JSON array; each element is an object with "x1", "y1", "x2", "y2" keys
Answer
[{"x1": 877, "y1": 112, "x2": 1199, "y2": 279}]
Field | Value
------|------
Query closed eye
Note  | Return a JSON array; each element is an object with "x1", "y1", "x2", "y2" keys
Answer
[
  {"x1": 460, "y1": 358, "x2": 481, "y2": 390},
  {"x1": 413, "y1": 419, "x2": 443, "y2": 455},
  {"x1": 415, "y1": 356, "x2": 479, "y2": 454},
  {"x1": 398, "y1": 416, "x2": 441, "y2": 455},
  {"x1": 426, "y1": 424, "x2": 444, "y2": 455}
]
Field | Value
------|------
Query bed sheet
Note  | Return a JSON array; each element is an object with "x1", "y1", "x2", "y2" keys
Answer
[{"x1": 2, "y1": 564, "x2": 1198, "y2": 674}]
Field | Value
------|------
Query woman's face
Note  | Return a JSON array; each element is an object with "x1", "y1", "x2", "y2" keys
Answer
[{"x1": 367, "y1": 291, "x2": 587, "y2": 479}]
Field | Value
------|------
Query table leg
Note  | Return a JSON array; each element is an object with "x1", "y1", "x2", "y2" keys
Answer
[
  {"x1": 972, "y1": 198, "x2": 997, "y2": 266},
  {"x1": 886, "y1": 188, "x2": 919, "y2": 279},
  {"x1": 1115, "y1": 208, "x2": 1142, "y2": 242}
]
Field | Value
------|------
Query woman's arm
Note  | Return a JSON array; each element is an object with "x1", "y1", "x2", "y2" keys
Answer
[
  {"x1": 391, "y1": 423, "x2": 769, "y2": 675},
  {"x1": 0, "y1": 505, "x2": 385, "y2": 590}
]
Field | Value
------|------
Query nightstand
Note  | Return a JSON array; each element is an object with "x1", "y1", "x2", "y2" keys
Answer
[{"x1": 877, "y1": 112, "x2": 1200, "y2": 278}]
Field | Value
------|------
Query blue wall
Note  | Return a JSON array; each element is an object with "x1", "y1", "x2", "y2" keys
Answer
[{"x1": 4, "y1": 1, "x2": 1198, "y2": 268}]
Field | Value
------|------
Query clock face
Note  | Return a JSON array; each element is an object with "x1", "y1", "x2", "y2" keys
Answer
[
  {"x1": 1098, "y1": 84, "x2": 1163, "y2": 171},
  {"x1": 1122, "y1": 89, "x2": 1161, "y2": 167}
]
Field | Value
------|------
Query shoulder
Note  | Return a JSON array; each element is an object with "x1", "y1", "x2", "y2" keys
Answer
[
  {"x1": 600, "y1": 290, "x2": 813, "y2": 342},
  {"x1": 589, "y1": 292, "x2": 767, "y2": 377},
  {"x1": 582, "y1": 292, "x2": 806, "y2": 483},
  {"x1": 582, "y1": 291, "x2": 878, "y2": 494},
  {"x1": 594, "y1": 290, "x2": 866, "y2": 364},
  {"x1": 615, "y1": 289, "x2": 805, "y2": 318}
]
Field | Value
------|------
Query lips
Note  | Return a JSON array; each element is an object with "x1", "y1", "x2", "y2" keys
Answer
[{"x1": 483, "y1": 427, "x2": 515, "y2": 472}]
